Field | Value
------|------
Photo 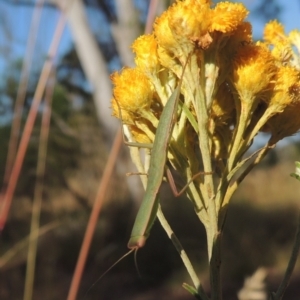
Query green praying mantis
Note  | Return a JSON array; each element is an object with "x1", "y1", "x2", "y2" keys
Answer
[
  {"x1": 86, "y1": 55, "x2": 212, "y2": 295},
  {"x1": 101, "y1": 55, "x2": 209, "y2": 274},
  {"x1": 126, "y1": 68, "x2": 188, "y2": 250},
  {"x1": 124, "y1": 54, "x2": 210, "y2": 251}
]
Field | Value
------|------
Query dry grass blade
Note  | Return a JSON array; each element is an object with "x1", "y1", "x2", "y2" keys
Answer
[
  {"x1": 23, "y1": 68, "x2": 55, "y2": 300},
  {"x1": 0, "y1": 13, "x2": 67, "y2": 231},
  {"x1": 3, "y1": 0, "x2": 45, "y2": 187},
  {"x1": 0, "y1": 221, "x2": 60, "y2": 270}
]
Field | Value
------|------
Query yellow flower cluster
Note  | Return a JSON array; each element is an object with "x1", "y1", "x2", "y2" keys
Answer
[{"x1": 111, "y1": 0, "x2": 300, "y2": 180}]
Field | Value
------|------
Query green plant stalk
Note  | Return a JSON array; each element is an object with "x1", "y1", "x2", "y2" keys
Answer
[
  {"x1": 227, "y1": 101, "x2": 252, "y2": 172},
  {"x1": 188, "y1": 51, "x2": 220, "y2": 299},
  {"x1": 157, "y1": 207, "x2": 209, "y2": 300},
  {"x1": 209, "y1": 232, "x2": 222, "y2": 300},
  {"x1": 194, "y1": 73, "x2": 216, "y2": 257},
  {"x1": 196, "y1": 93, "x2": 219, "y2": 299}
]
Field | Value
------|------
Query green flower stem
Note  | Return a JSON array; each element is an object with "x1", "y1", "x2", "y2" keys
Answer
[
  {"x1": 185, "y1": 172, "x2": 209, "y2": 223},
  {"x1": 195, "y1": 83, "x2": 216, "y2": 261},
  {"x1": 179, "y1": 54, "x2": 216, "y2": 220},
  {"x1": 156, "y1": 207, "x2": 209, "y2": 300},
  {"x1": 227, "y1": 104, "x2": 250, "y2": 172},
  {"x1": 241, "y1": 107, "x2": 277, "y2": 153},
  {"x1": 209, "y1": 231, "x2": 222, "y2": 300}
]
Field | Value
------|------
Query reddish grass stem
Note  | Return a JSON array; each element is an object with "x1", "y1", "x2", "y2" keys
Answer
[
  {"x1": 0, "y1": 14, "x2": 66, "y2": 230},
  {"x1": 66, "y1": 128, "x2": 123, "y2": 300}
]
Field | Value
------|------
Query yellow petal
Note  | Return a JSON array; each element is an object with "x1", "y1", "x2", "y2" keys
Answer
[
  {"x1": 268, "y1": 66, "x2": 300, "y2": 110},
  {"x1": 232, "y1": 43, "x2": 276, "y2": 101}
]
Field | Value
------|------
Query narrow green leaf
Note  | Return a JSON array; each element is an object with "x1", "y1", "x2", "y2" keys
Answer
[
  {"x1": 182, "y1": 283, "x2": 203, "y2": 300},
  {"x1": 179, "y1": 101, "x2": 199, "y2": 134}
]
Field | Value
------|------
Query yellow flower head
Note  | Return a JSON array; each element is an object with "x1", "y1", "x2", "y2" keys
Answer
[
  {"x1": 264, "y1": 20, "x2": 285, "y2": 44},
  {"x1": 154, "y1": 10, "x2": 179, "y2": 56},
  {"x1": 263, "y1": 66, "x2": 300, "y2": 140},
  {"x1": 168, "y1": 0, "x2": 212, "y2": 49},
  {"x1": 132, "y1": 34, "x2": 159, "y2": 73},
  {"x1": 210, "y1": 2, "x2": 248, "y2": 33},
  {"x1": 271, "y1": 40, "x2": 293, "y2": 64},
  {"x1": 269, "y1": 66, "x2": 300, "y2": 109},
  {"x1": 154, "y1": 0, "x2": 213, "y2": 58},
  {"x1": 232, "y1": 43, "x2": 276, "y2": 101},
  {"x1": 111, "y1": 68, "x2": 153, "y2": 115}
]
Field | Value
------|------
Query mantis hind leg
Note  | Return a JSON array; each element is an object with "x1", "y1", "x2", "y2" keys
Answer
[{"x1": 166, "y1": 168, "x2": 213, "y2": 197}]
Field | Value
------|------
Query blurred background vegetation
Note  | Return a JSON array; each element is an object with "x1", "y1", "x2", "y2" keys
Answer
[{"x1": 0, "y1": 0, "x2": 300, "y2": 299}]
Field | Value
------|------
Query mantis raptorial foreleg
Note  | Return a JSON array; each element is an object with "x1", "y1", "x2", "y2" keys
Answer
[{"x1": 165, "y1": 168, "x2": 213, "y2": 198}]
